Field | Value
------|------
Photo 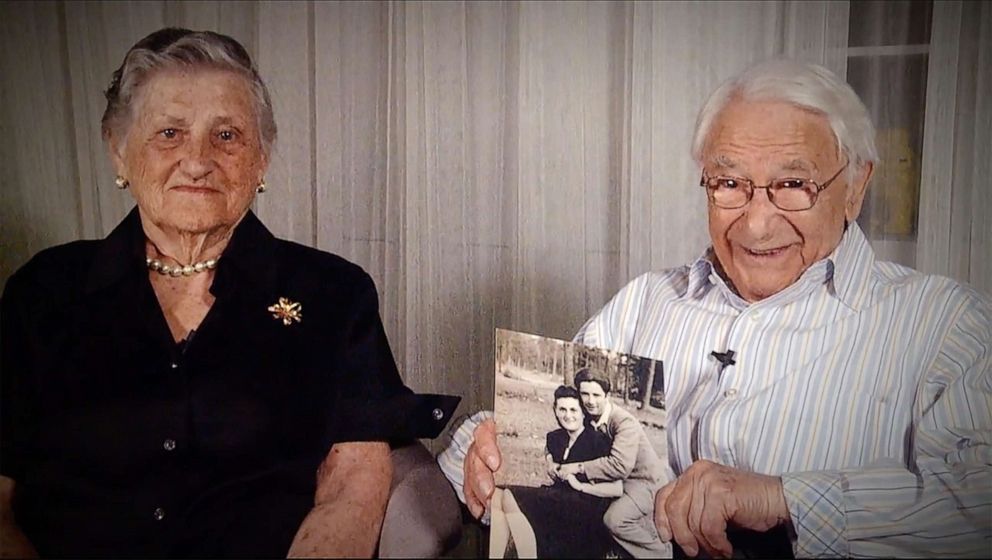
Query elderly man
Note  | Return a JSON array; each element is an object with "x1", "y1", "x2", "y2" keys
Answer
[{"x1": 438, "y1": 59, "x2": 991, "y2": 558}]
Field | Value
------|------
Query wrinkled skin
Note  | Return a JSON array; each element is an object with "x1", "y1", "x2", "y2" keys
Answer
[{"x1": 703, "y1": 98, "x2": 872, "y2": 302}]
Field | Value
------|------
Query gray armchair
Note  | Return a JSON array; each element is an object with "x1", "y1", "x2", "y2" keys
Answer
[{"x1": 378, "y1": 442, "x2": 463, "y2": 557}]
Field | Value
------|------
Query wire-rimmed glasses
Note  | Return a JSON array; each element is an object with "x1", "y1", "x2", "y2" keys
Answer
[{"x1": 699, "y1": 162, "x2": 848, "y2": 211}]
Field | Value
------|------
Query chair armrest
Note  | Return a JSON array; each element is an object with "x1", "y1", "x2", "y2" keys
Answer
[{"x1": 378, "y1": 442, "x2": 462, "y2": 558}]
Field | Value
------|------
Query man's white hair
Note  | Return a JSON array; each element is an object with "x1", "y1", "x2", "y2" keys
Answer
[{"x1": 691, "y1": 59, "x2": 878, "y2": 180}]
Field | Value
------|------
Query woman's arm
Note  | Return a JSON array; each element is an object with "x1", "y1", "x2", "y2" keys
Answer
[
  {"x1": 287, "y1": 441, "x2": 392, "y2": 557},
  {"x1": 0, "y1": 476, "x2": 37, "y2": 558},
  {"x1": 564, "y1": 474, "x2": 623, "y2": 498},
  {"x1": 544, "y1": 452, "x2": 561, "y2": 483}
]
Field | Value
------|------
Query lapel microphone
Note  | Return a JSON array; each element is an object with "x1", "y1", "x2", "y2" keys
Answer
[{"x1": 711, "y1": 349, "x2": 737, "y2": 368}]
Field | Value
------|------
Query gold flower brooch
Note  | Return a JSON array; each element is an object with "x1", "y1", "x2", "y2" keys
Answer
[{"x1": 268, "y1": 297, "x2": 303, "y2": 326}]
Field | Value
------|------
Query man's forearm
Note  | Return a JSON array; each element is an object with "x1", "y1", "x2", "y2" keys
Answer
[
  {"x1": 582, "y1": 420, "x2": 639, "y2": 481},
  {"x1": 287, "y1": 442, "x2": 392, "y2": 558},
  {"x1": 782, "y1": 463, "x2": 991, "y2": 557}
]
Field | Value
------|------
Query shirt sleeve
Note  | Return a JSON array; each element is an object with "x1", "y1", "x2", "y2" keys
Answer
[
  {"x1": 581, "y1": 414, "x2": 640, "y2": 482},
  {"x1": 573, "y1": 272, "x2": 654, "y2": 351},
  {"x1": 330, "y1": 271, "x2": 459, "y2": 443},
  {"x1": 436, "y1": 410, "x2": 493, "y2": 506},
  {"x1": 781, "y1": 296, "x2": 992, "y2": 557}
]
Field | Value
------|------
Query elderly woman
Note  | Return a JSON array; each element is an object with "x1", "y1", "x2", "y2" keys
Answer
[{"x1": 0, "y1": 28, "x2": 456, "y2": 557}]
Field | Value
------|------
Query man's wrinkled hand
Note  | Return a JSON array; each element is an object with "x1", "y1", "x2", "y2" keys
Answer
[
  {"x1": 463, "y1": 418, "x2": 501, "y2": 519},
  {"x1": 653, "y1": 460, "x2": 791, "y2": 558}
]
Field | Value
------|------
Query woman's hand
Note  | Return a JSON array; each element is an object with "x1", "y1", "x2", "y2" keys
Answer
[
  {"x1": 464, "y1": 418, "x2": 502, "y2": 519},
  {"x1": 545, "y1": 455, "x2": 562, "y2": 482}
]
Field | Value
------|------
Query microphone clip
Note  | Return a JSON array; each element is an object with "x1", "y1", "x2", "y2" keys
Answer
[{"x1": 710, "y1": 349, "x2": 737, "y2": 368}]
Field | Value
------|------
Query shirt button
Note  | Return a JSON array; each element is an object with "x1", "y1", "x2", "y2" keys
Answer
[
  {"x1": 432, "y1": 408, "x2": 445, "y2": 421},
  {"x1": 153, "y1": 507, "x2": 165, "y2": 521},
  {"x1": 750, "y1": 312, "x2": 762, "y2": 322},
  {"x1": 724, "y1": 389, "x2": 738, "y2": 398},
  {"x1": 163, "y1": 438, "x2": 176, "y2": 451}
]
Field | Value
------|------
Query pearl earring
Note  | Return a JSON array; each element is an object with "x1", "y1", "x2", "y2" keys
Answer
[
  {"x1": 115, "y1": 176, "x2": 129, "y2": 189},
  {"x1": 256, "y1": 181, "x2": 267, "y2": 194}
]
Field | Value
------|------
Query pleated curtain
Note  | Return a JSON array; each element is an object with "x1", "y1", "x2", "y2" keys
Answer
[{"x1": 1, "y1": 1, "x2": 987, "y2": 443}]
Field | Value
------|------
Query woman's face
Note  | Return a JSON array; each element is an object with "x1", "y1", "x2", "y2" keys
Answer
[
  {"x1": 554, "y1": 397, "x2": 584, "y2": 433},
  {"x1": 110, "y1": 67, "x2": 268, "y2": 235}
]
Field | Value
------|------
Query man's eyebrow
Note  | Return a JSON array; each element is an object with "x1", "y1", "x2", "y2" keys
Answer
[
  {"x1": 781, "y1": 159, "x2": 817, "y2": 174},
  {"x1": 709, "y1": 155, "x2": 738, "y2": 169}
]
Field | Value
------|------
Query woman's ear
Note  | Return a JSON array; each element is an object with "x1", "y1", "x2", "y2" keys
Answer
[
  {"x1": 258, "y1": 148, "x2": 270, "y2": 182},
  {"x1": 106, "y1": 132, "x2": 127, "y2": 178}
]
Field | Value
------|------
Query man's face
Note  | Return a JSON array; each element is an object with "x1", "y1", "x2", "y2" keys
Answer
[
  {"x1": 578, "y1": 381, "x2": 608, "y2": 418},
  {"x1": 701, "y1": 98, "x2": 872, "y2": 302}
]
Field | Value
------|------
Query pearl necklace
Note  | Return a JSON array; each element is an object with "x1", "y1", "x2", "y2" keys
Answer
[{"x1": 146, "y1": 256, "x2": 219, "y2": 277}]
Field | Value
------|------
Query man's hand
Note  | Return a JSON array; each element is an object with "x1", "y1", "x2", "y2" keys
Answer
[
  {"x1": 654, "y1": 460, "x2": 791, "y2": 558},
  {"x1": 556, "y1": 462, "x2": 581, "y2": 478},
  {"x1": 464, "y1": 418, "x2": 501, "y2": 519}
]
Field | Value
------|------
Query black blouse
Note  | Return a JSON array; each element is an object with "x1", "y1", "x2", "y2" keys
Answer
[
  {"x1": 545, "y1": 427, "x2": 612, "y2": 465},
  {"x1": 0, "y1": 208, "x2": 459, "y2": 557}
]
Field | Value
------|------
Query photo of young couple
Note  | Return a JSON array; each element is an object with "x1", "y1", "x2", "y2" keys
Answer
[{"x1": 490, "y1": 330, "x2": 670, "y2": 559}]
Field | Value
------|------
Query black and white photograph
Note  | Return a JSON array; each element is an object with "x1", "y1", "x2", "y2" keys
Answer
[{"x1": 490, "y1": 329, "x2": 670, "y2": 559}]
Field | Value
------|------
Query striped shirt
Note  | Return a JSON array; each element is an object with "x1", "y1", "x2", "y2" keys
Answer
[{"x1": 439, "y1": 224, "x2": 992, "y2": 557}]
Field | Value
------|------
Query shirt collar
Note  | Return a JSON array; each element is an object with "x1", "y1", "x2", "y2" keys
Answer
[
  {"x1": 589, "y1": 400, "x2": 613, "y2": 430},
  {"x1": 684, "y1": 248, "x2": 718, "y2": 299},
  {"x1": 85, "y1": 207, "x2": 147, "y2": 294},
  {"x1": 85, "y1": 207, "x2": 280, "y2": 296},
  {"x1": 679, "y1": 222, "x2": 876, "y2": 311},
  {"x1": 209, "y1": 210, "x2": 280, "y2": 296},
  {"x1": 823, "y1": 222, "x2": 875, "y2": 311}
]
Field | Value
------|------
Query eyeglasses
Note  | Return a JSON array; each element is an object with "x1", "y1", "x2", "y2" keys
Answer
[{"x1": 699, "y1": 162, "x2": 848, "y2": 211}]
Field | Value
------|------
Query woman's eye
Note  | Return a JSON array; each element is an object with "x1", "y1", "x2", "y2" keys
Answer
[
  {"x1": 217, "y1": 130, "x2": 236, "y2": 142},
  {"x1": 160, "y1": 128, "x2": 178, "y2": 139},
  {"x1": 717, "y1": 178, "x2": 740, "y2": 190}
]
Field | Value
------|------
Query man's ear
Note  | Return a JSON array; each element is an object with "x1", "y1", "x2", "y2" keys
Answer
[{"x1": 845, "y1": 161, "x2": 874, "y2": 223}]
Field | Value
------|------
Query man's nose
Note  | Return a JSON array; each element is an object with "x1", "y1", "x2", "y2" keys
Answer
[{"x1": 741, "y1": 187, "x2": 779, "y2": 239}]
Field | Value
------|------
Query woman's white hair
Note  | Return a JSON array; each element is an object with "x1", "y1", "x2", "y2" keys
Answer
[
  {"x1": 691, "y1": 59, "x2": 877, "y2": 180},
  {"x1": 101, "y1": 28, "x2": 276, "y2": 155}
]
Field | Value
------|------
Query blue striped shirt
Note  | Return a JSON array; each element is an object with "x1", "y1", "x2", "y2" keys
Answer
[{"x1": 439, "y1": 224, "x2": 992, "y2": 557}]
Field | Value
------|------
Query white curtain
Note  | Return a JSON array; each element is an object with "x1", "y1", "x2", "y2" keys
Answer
[{"x1": 1, "y1": 1, "x2": 987, "y2": 439}]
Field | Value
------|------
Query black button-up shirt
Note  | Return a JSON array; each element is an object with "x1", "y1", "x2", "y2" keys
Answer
[{"x1": 0, "y1": 209, "x2": 458, "y2": 557}]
